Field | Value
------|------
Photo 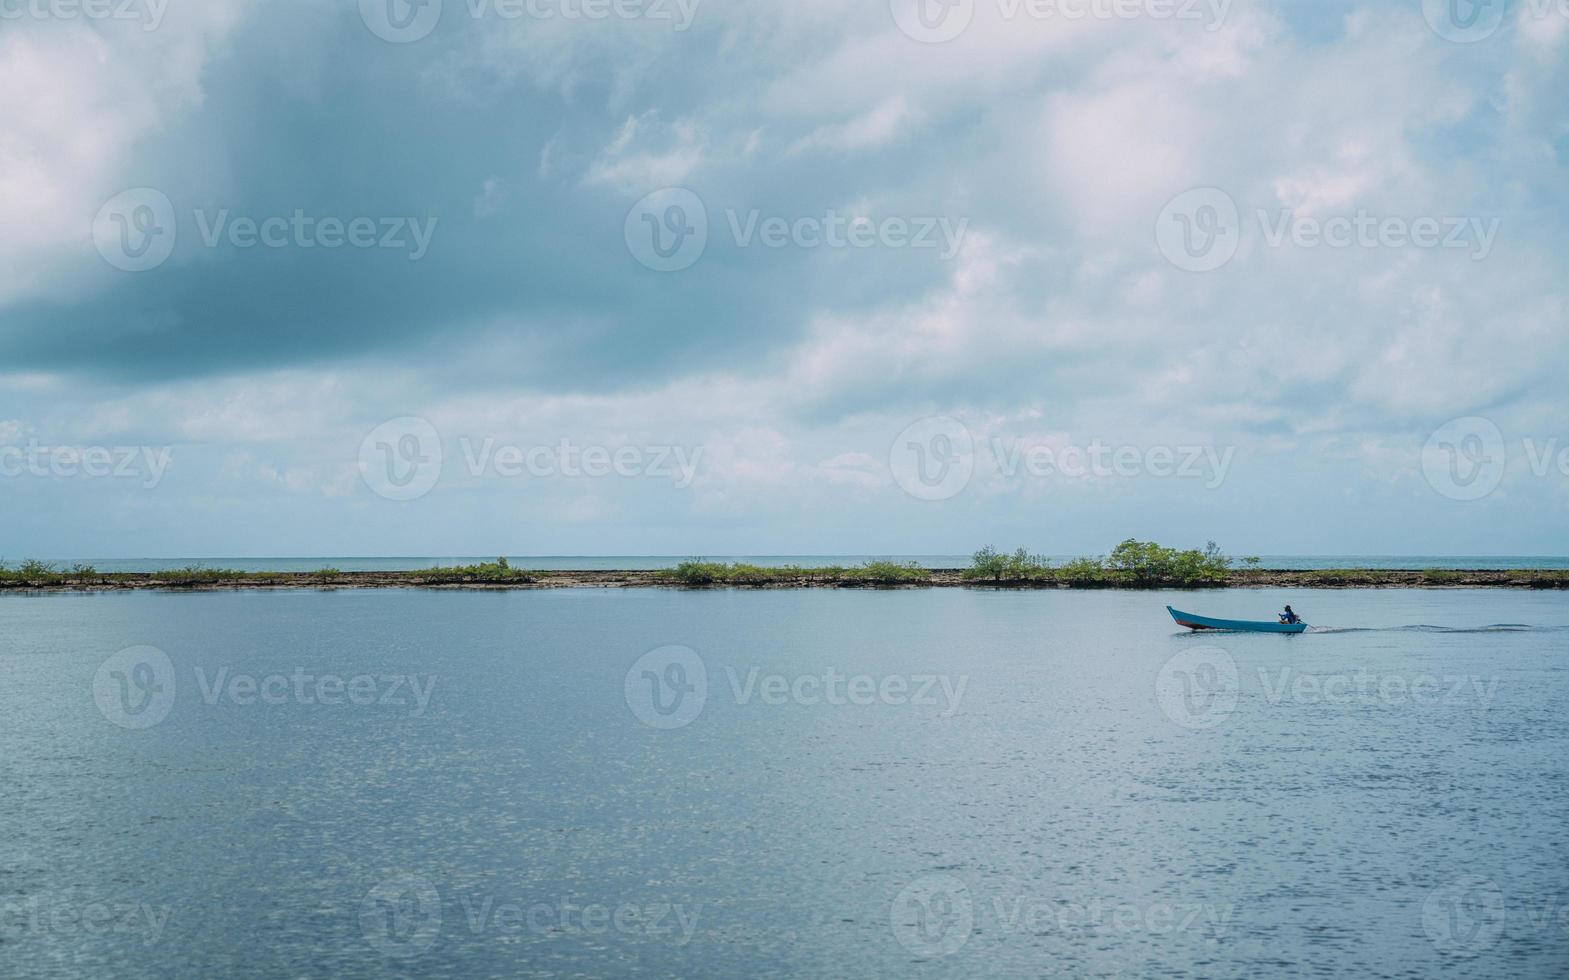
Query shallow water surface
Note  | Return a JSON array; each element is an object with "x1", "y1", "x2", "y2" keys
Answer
[{"x1": 1, "y1": 587, "x2": 1566, "y2": 978}]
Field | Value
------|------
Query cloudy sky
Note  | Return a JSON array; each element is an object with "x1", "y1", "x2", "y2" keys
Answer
[{"x1": 2, "y1": 0, "x2": 1567, "y2": 559}]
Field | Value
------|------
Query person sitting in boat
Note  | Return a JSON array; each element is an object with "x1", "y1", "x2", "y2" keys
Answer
[{"x1": 1279, "y1": 605, "x2": 1300, "y2": 624}]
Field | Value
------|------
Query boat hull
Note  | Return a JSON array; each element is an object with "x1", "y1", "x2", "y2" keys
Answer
[{"x1": 1167, "y1": 606, "x2": 1306, "y2": 633}]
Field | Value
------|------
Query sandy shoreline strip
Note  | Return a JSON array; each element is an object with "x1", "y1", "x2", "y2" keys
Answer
[{"x1": 4, "y1": 568, "x2": 1569, "y2": 592}]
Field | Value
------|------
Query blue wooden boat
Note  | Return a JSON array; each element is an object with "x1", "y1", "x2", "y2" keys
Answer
[{"x1": 1168, "y1": 606, "x2": 1307, "y2": 634}]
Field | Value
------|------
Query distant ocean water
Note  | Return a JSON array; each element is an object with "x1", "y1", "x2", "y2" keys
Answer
[{"x1": 24, "y1": 555, "x2": 1569, "y2": 573}]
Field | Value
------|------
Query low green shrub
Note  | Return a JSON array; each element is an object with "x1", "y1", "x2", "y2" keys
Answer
[
  {"x1": 963, "y1": 547, "x2": 1052, "y2": 583},
  {"x1": 850, "y1": 560, "x2": 931, "y2": 584},
  {"x1": 421, "y1": 558, "x2": 535, "y2": 583},
  {"x1": 160, "y1": 565, "x2": 248, "y2": 585},
  {"x1": 0, "y1": 560, "x2": 72, "y2": 585},
  {"x1": 1106, "y1": 539, "x2": 1230, "y2": 587},
  {"x1": 667, "y1": 561, "x2": 729, "y2": 585},
  {"x1": 968, "y1": 540, "x2": 1233, "y2": 588},
  {"x1": 1056, "y1": 556, "x2": 1107, "y2": 588}
]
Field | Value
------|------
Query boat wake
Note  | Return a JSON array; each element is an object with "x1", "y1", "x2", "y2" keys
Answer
[{"x1": 1304, "y1": 624, "x2": 1562, "y2": 634}]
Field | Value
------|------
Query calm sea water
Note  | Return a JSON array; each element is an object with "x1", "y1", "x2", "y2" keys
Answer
[
  {"x1": 24, "y1": 555, "x2": 1569, "y2": 572},
  {"x1": 2, "y1": 588, "x2": 1567, "y2": 978}
]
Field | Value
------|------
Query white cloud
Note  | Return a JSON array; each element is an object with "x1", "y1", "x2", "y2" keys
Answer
[
  {"x1": 3, "y1": 3, "x2": 1567, "y2": 554},
  {"x1": 582, "y1": 113, "x2": 706, "y2": 191},
  {"x1": 788, "y1": 98, "x2": 915, "y2": 155},
  {"x1": 0, "y1": 4, "x2": 251, "y2": 304}
]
